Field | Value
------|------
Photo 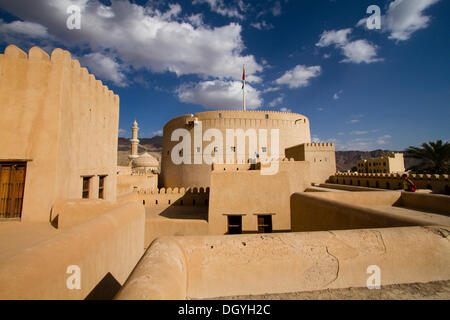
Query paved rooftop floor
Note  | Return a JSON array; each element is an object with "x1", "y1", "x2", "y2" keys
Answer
[
  {"x1": 211, "y1": 280, "x2": 450, "y2": 300},
  {"x1": 0, "y1": 221, "x2": 59, "y2": 263}
]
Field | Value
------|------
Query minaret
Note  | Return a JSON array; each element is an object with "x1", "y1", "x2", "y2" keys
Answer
[{"x1": 128, "y1": 120, "x2": 139, "y2": 161}]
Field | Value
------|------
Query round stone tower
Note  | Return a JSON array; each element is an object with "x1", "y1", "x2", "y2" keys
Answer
[{"x1": 160, "y1": 110, "x2": 311, "y2": 188}]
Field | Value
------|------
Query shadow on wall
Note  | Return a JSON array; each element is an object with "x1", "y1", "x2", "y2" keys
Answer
[{"x1": 86, "y1": 273, "x2": 122, "y2": 300}]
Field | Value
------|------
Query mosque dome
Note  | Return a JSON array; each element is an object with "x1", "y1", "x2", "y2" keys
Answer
[{"x1": 132, "y1": 152, "x2": 159, "y2": 168}]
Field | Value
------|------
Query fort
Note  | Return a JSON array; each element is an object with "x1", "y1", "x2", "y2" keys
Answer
[{"x1": 0, "y1": 45, "x2": 449, "y2": 300}]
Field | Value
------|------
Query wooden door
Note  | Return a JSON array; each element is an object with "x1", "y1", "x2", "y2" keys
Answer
[{"x1": 0, "y1": 163, "x2": 26, "y2": 219}]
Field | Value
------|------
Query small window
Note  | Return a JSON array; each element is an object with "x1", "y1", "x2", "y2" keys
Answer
[
  {"x1": 82, "y1": 176, "x2": 91, "y2": 199},
  {"x1": 98, "y1": 175, "x2": 106, "y2": 199},
  {"x1": 257, "y1": 215, "x2": 272, "y2": 233},
  {"x1": 196, "y1": 147, "x2": 201, "y2": 153},
  {"x1": 168, "y1": 200, "x2": 171, "y2": 204},
  {"x1": 261, "y1": 147, "x2": 267, "y2": 153},
  {"x1": 231, "y1": 146, "x2": 236, "y2": 152},
  {"x1": 155, "y1": 200, "x2": 158, "y2": 205},
  {"x1": 214, "y1": 146, "x2": 218, "y2": 153},
  {"x1": 227, "y1": 215, "x2": 242, "y2": 234},
  {"x1": 265, "y1": 114, "x2": 269, "y2": 119},
  {"x1": 219, "y1": 113, "x2": 222, "y2": 118}
]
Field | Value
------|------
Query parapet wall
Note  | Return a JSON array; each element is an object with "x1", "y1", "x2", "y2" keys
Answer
[
  {"x1": 331, "y1": 173, "x2": 450, "y2": 194},
  {"x1": 0, "y1": 201, "x2": 145, "y2": 299},
  {"x1": 138, "y1": 187, "x2": 210, "y2": 207},
  {"x1": 116, "y1": 226, "x2": 450, "y2": 299},
  {"x1": 290, "y1": 191, "x2": 450, "y2": 233}
]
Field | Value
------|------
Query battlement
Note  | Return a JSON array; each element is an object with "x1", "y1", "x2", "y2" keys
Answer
[
  {"x1": 335, "y1": 172, "x2": 449, "y2": 181},
  {"x1": 304, "y1": 142, "x2": 335, "y2": 147},
  {"x1": 0, "y1": 45, "x2": 119, "y2": 104},
  {"x1": 138, "y1": 186, "x2": 210, "y2": 195}
]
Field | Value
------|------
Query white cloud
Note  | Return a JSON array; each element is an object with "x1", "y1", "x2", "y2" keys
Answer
[
  {"x1": 0, "y1": 0, "x2": 262, "y2": 83},
  {"x1": 275, "y1": 65, "x2": 321, "y2": 89},
  {"x1": 317, "y1": 107, "x2": 324, "y2": 112},
  {"x1": 333, "y1": 90, "x2": 343, "y2": 100},
  {"x1": 271, "y1": 1, "x2": 282, "y2": 16},
  {"x1": 316, "y1": 28, "x2": 381, "y2": 64},
  {"x1": 280, "y1": 107, "x2": 292, "y2": 113},
  {"x1": 385, "y1": 0, "x2": 440, "y2": 41},
  {"x1": 340, "y1": 40, "x2": 382, "y2": 64},
  {"x1": 118, "y1": 128, "x2": 127, "y2": 136},
  {"x1": 376, "y1": 135, "x2": 392, "y2": 145},
  {"x1": 269, "y1": 94, "x2": 284, "y2": 107},
  {"x1": 312, "y1": 135, "x2": 321, "y2": 143},
  {"x1": 152, "y1": 130, "x2": 163, "y2": 136},
  {"x1": 193, "y1": 0, "x2": 244, "y2": 20},
  {"x1": 350, "y1": 130, "x2": 369, "y2": 135},
  {"x1": 262, "y1": 86, "x2": 280, "y2": 93},
  {"x1": 316, "y1": 28, "x2": 352, "y2": 47},
  {"x1": 0, "y1": 19, "x2": 48, "y2": 38},
  {"x1": 176, "y1": 80, "x2": 262, "y2": 110},
  {"x1": 250, "y1": 21, "x2": 274, "y2": 30},
  {"x1": 348, "y1": 119, "x2": 360, "y2": 124},
  {"x1": 80, "y1": 52, "x2": 127, "y2": 87}
]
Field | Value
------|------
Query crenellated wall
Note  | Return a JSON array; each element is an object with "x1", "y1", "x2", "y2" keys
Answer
[
  {"x1": 137, "y1": 186, "x2": 210, "y2": 207},
  {"x1": 0, "y1": 45, "x2": 120, "y2": 221},
  {"x1": 285, "y1": 142, "x2": 336, "y2": 184},
  {"x1": 330, "y1": 172, "x2": 450, "y2": 195}
]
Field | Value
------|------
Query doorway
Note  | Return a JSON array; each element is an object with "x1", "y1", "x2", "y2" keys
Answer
[{"x1": 0, "y1": 162, "x2": 26, "y2": 219}]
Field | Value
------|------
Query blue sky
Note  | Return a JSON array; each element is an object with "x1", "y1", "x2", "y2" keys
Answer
[{"x1": 0, "y1": 0, "x2": 449, "y2": 150}]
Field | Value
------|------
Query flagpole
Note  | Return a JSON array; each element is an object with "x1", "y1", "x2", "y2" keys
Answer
[{"x1": 242, "y1": 65, "x2": 246, "y2": 111}]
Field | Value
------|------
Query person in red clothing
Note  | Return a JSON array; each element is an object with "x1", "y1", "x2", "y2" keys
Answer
[{"x1": 402, "y1": 174, "x2": 416, "y2": 192}]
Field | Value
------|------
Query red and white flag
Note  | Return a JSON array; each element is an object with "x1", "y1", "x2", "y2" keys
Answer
[{"x1": 242, "y1": 65, "x2": 245, "y2": 89}]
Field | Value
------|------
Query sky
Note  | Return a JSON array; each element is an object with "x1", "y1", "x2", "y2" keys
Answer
[{"x1": 0, "y1": 0, "x2": 449, "y2": 151}]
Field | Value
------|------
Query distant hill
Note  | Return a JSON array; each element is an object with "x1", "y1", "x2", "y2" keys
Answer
[
  {"x1": 117, "y1": 136, "x2": 162, "y2": 166},
  {"x1": 117, "y1": 138, "x2": 418, "y2": 171}
]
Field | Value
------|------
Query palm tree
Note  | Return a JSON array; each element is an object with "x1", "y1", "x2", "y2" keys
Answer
[{"x1": 405, "y1": 140, "x2": 450, "y2": 174}]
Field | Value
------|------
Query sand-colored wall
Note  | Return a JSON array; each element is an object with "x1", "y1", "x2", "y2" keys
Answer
[
  {"x1": 400, "y1": 192, "x2": 450, "y2": 216},
  {"x1": 332, "y1": 172, "x2": 450, "y2": 194},
  {"x1": 208, "y1": 161, "x2": 311, "y2": 234},
  {"x1": 117, "y1": 226, "x2": 450, "y2": 299},
  {"x1": 290, "y1": 191, "x2": 450, "y2": 232},
  {"x1": 285, "y1": 143, "x2": 336, "y2": 184},
  {"x1": 0, "y1": 201, "x2": 145, "y2": 299},
  {"x1": 0, "y1": 45, "x2": 119, "y2": 222},
  {"x1": 117, "y1": 174, "x2": 158, "y2": 196},
  {"x1": 138, "y1": 187, "x2": 209, "y2": 207},
  {"x1": 160, "y1": 110, "x2": 311, "y2": 187},
  {"x1": 145, "y1": 218, "x2": 208, "y2": 249}
]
